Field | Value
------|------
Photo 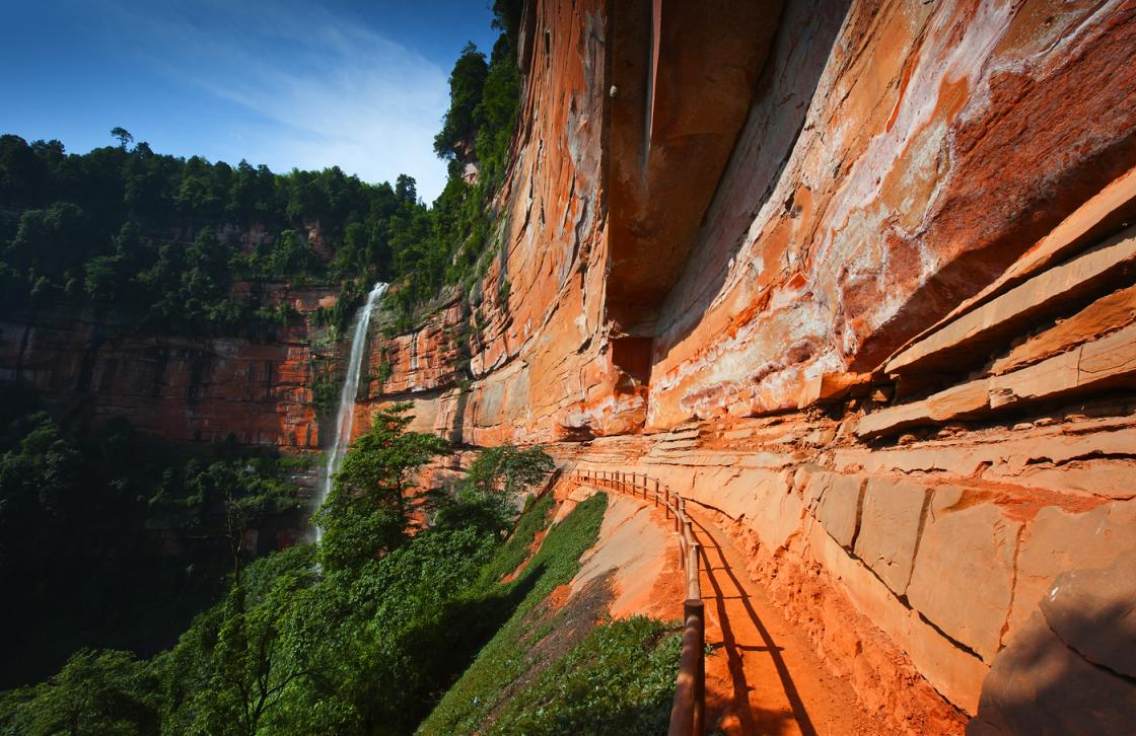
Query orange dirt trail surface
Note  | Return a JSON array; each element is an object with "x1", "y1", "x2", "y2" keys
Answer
[
  {"x1": 575, "y1": 482, "x2": 884, "y2": 736},
  {"x1": 686, "y1": 508, "x2": 884, "y2": 736}
]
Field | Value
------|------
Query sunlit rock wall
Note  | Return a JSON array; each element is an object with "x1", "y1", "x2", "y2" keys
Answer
[
  {"x1": 650, "y1": 0, "x2": 1136, "y2": 425},
  {"x1": 365, "y1": 2, "x2": 1136, "y2": 732},
  {"x1": 362, "y1": 0, "x2": 630, "y2": 443}
]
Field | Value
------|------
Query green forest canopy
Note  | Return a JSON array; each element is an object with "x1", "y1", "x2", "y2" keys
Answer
[{"x1": 0, "y1": 1, "x2": 521, "y2": 336}]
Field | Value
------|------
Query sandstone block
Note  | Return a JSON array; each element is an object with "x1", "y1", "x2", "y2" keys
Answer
[
  {"x1": 907, "y1": 607, "x2": 989, "y2": 716},
  {"x1": 792, "y1": 463, "x2": 830, "y2": 512},
  {"x1": 992, "y1": 283, "x2": 1136, "y2": 375},
  {"x1": 907, "y1": 492, "x2": 1021, "y2": 662},
  {"x1": 856, "y1": 380, "x2": 987, "y2": 438},
  {"x1": 815, "y1": 473, "x2": 865, "y2": 549},
  {"x1": 811, "y1": 516, "x2": 987, "y2": 715},
  {"x1": 887, "y1": 225, "x2": 1136, "y2": 376},
  {"x1": 795, "y1": 369, "x2": 871, "y2": 407},
  {"x1": 988, "y1": 349, "x2": 1080, "y2": 408},
  {"x1": 853, "y1": 478, "x2": 929, "y2": 596},
  {"x1": 860, "y1": 320, "x2": 1136, "y2": 438},
  {"x1": 743, "y1": 469, "x2": 804, "y2": 554},
  {"x1": 1008, "y1": 501, "x2": 1136, "y2": 641}
]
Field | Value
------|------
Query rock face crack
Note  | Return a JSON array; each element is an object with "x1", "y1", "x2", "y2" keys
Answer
[
  {"x1": 1043, "y1": 611, "x2": 1136, "y2": 686},
  {"x1": 998, "y1": 523, "x2": 1027, "y2": 649}
]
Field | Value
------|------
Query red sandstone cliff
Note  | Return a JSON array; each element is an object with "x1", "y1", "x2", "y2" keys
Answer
[
  {"x1": 0, "y1": 283, "x2": 340, "y2": 449},
  {"x1": 13, "y1": 2, "x2": 1127, "y2": 730},
  {"x1": 359, "y1": 2, "x2": 1136, "y2": 733}
]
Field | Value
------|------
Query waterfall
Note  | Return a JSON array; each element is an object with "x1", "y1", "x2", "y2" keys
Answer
[{"x1": 315, "y1": 281, "x2": 388, "y2": 541}]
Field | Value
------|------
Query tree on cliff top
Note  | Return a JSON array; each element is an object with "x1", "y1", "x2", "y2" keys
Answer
[
  {"x1": 434, "y1": 43, "x2": 489, "y2": 161},
  {"x1": 110, "y1": 126, "x2": 134, "y2": 149}
]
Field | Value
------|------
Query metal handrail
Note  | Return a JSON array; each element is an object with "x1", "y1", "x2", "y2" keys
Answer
[{"x1": 571, "y1": 468, "x2": 705, "y2": 736}]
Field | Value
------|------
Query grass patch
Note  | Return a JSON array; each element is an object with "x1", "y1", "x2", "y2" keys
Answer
[
  {"x1": 419, "y1": 493, "x2": 609, "y2": 734},
  {"x1": 487, "y1": 617, "x2": 681, "y2": 736},
  {"x1": 476, "y1": 492, "x2": 554, "y2": 585}
]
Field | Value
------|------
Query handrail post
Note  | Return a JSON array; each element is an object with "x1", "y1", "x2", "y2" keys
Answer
[
  {"x1": 691, "y1": 597, "x2": 705, "y2": 736},
  {"x1": 687, "y1": 543, "x2": 701, "y2": 600},
  {"x1": 668, "y1": 598, "x2": 706, "y2": 736}
]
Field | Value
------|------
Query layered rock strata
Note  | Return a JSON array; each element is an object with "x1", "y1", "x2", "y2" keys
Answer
[
  {"x1": 0, "y1": 283, "x2": 340, "y2": 448},
  {"x1": 361, "y1": 1, "x2": 1136, "y2": 732}
]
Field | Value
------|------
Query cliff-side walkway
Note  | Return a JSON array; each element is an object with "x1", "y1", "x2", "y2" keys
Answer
[
  {"x1": 686, "y1": 508, "x2": 881, "y2": 736},
  {"x1": 573, "y1": 477, "x2": 884, "y2": 736}
]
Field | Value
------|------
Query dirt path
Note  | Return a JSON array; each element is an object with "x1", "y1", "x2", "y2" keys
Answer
[
  {"x1": 571, "y1": 481, "x2": 884, "y2": 734},
  {"x1": 686, "y1": 509, "x2": 883, "y2": 736}
]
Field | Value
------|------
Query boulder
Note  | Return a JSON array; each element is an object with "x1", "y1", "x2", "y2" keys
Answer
[{"x1": 969, "y1": 559, "x2": 1136, "y2": 735}]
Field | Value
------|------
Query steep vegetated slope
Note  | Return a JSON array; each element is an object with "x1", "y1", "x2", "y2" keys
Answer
[
  {"x1": 421, "y1": 491, "x2": 680, "y2": 736},
  {"x1": 0, "y1": 385, "x2": 307, "y2": 689},
  {"x1": 1, "y1": 423, "x2": 678, "y2": 736}
]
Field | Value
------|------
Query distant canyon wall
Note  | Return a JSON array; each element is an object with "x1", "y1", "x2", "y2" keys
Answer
[
  {"x1": 0, "y1": 283, "x2": 339, "y2": 449},
  {"x1": 363, "y1": 1, "x2": 1136, "y2": 732}
]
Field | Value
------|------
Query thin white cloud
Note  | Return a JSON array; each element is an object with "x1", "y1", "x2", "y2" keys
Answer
[{"x1": 105, "y1": 0, "x2": 451, "y2": 199}]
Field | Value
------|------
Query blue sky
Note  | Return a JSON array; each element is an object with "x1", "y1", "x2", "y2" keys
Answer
[{"x1": 0, "y1": 1, "x2": 498, "y2": 201}]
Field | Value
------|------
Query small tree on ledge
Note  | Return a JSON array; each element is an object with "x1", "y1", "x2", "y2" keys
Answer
[{"x1": 314, "y1": 403, "x2": 449, "y2": 572}]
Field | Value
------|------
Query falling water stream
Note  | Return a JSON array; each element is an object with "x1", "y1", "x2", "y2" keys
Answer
[{"x1": 315, "y1": 281, "x2": 388, "y2": 541}]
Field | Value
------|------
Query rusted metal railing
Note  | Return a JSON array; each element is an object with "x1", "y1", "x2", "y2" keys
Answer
[{"x1": 571, "y1": 468, "x2": 704, "y2": 736}]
